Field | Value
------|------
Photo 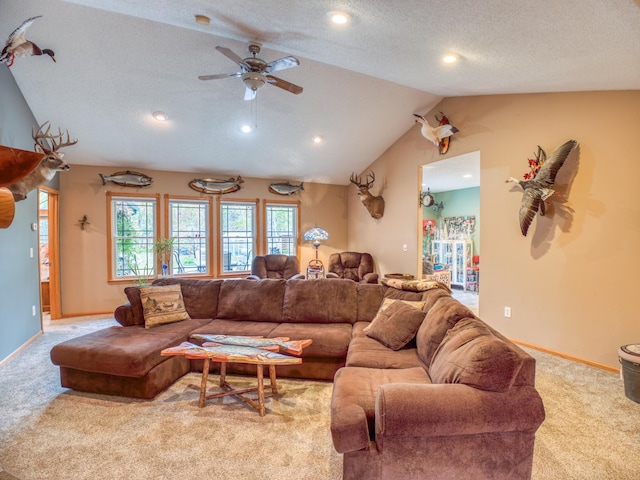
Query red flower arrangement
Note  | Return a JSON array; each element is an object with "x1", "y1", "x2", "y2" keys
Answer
[{"x1": 523, "y1": 146, "x2": 546, "y2": 180}]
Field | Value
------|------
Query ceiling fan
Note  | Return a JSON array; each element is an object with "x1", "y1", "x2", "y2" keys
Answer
[{"x1": 199, "y1": 42, "x2": 303, "y2": 100}]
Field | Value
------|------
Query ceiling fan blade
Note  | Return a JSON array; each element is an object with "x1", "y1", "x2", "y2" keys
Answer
[
  {"x1": 216, "y1": 46, "x2": 250, "y2": 71},
  {"x1": 266, "y1": 56, "x2": 299, "y2": 73},
  {"x1": 198, "y1": 72, "x2": 242, "y2": 81},
  {"x1": 244, "y1": 87, "x2": 257, "y2": 101},
  {"x1": 266, "y1": 75, "x2": 303, "y2": 95}
]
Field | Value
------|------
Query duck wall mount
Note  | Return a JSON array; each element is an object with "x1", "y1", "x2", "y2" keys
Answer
[
  {"x1": 413, "y1": 112, "x2": 459, "y2": 154},
  {"x1": 0, "y1": 16, "x2": 56, "y2": 67},
  {"x1": 505, "y1": 140, "x2": 578, "y2": 236}
]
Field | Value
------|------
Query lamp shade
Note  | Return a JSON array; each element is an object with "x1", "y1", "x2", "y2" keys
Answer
[{"x1": 304, "y1": 226, "x2": 329, "y2": 242}]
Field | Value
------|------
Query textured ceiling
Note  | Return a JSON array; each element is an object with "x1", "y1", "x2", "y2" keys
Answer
[{"x1": 2, "y1": 0, "x2": 639, "y2": 185}]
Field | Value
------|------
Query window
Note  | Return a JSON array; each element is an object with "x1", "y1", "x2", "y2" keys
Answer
[
  {"x1": 218, "y1": 200, "x2": 257, "y2": 275},
  {"x1": 167, "y1": 197, "x2": 212, "y2": 275},
  {"x1": 264, "y1": 201, "x2": 300, "y2": 256},
  {"x1": 107, "y1": 193, "x2": 159, "y2": 282}
]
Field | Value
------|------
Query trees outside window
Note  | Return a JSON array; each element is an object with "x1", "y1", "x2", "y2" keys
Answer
[
  {"x1": 219, "y1": 201, "x2": 257, "y2": 274},
  {"x1": 107, "y1": 193, "x2": 159, "y2": 282},
  {"x1": 168, "y1": 198, "x2": 211, "y2": 275},
  {"x1": 265, "y1": 202, "x2": 299, "y2": 256}
]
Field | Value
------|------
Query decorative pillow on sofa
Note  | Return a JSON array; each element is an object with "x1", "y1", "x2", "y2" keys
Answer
[
  {"x1": 139, "y1": 285, "x2": 191, "y2": 328},
  {"x1": 364, "y1": 300, "x2": 427, "y2": 350},
  {"x1": 366, "y1": 298, "x2": 425, "y2": 329},
  {"x1": 429, "y1": 318, "x2": 524, "y2": 393}
]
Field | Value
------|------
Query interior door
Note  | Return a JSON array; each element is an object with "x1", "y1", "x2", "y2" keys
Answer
[{"x1": 39, "y1": 187, "x2": 61, "y2": 320}]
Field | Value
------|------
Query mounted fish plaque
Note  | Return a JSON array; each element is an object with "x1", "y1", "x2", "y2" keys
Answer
[
  {"x1": 99, "y1": 170, "x2": 153, "y2": 187},
  {"x1": 268, "y1": 181, "x2": 304, "y2": 195},
  {"x1": 188, "y1": 176, "x2": 244, "y2": 194}
]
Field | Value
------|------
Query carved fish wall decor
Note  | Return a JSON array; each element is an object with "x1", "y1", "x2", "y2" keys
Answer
[
  {"x1": 99, "y1": 170, "x2": 153, "y2": 187},
  {"x1": 269, "y1": 181, "x2": 304, "y2": 195},
  {"x1": 188, "y1": 176, "x2": 244, "y2": 194}
]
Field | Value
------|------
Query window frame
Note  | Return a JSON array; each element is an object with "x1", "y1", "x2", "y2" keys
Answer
[
  {"x1": 261, "y1": 199, "x2": 301, "y2": 259},
  {"x1": 216, "y1": 197, "x2": 260, "y2": 277},
  {"x1": 107, "y1": 192, "x2": 160, "y2": 284},
  {"x1": 164, "y1": 195, "x2": 214, "y2": 278}
]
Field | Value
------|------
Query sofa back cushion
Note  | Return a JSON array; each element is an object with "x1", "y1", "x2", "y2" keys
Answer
[
  {"x1": 283, "y1": 278, "x2": 358, "y2": 323},
  {"x1": 356, "y1": 284, "x2": 386, "y2": 322},
  {"x1": 415, "y1": 296, "x2": 475, "y2": 368},
  {"x1": 429, "y1": 318, "x2": 524, "y2": 392},
  {"x1": 217, "y1": 279, "x2": 285, "y2": 322},
  {"x1": 152, "y1": 278, "x2": 222, "y2": 319}
]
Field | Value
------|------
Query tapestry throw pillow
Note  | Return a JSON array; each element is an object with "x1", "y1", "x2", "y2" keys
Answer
[
  {"x1": 139, "y1": 285, "x2": 191, "y2": 328},
  {"x1": 429, "y1": 318, "x2": 524, "y2": 393},
  {"x1": 365, "y1": 300, "x2": 427, "y2": 350},
  {"x1": 365, "y1": 298, "x2": 425, "y2": 331}
]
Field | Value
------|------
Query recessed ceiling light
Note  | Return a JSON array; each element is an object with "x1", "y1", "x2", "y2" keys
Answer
[
  {"x1": 241, "y1": 125, "x2": 252, "y2": 133},
  {"x1": 328, "y1": 11, "x2": 351, "y2": 25},
  {"x1": 442, "y1": 54, "x2": 458, "y2": 64},
  {"x1": 152, "y1": 111, "x2": 168, "y2": 121},
  {"x1": 195, "y1": 14, "x2": 210, "y2": 25},
  {"x1": 312, "y1": 135, "x2": 323, "y2": 144}
]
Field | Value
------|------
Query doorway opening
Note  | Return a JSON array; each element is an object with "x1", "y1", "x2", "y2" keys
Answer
[
  {"x1": 419, "y1": 151, "x2": 480, "y2": 314},
  {"x1": 38, "y1": 187, "x2": 61, "y2": 326}
]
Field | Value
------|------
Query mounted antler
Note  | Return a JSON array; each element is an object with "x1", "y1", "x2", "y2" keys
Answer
[
  {"x1": 350, "y1": 171, "x2": 385, "y2": 219},
  {"x1": 33, "y1": 121, "x2": 78, "y2": 155},
  {"x1": 6, "y1": 122, "x2": 77, "y2": 201}
]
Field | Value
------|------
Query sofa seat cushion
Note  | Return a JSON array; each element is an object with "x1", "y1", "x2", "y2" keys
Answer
[
  {"x1": 429, "y1": 318, "x2": 525, "y2": 393},
  {"x1": 282, "y1": 279, "x2": 358, "y2": 323},
  {"x1": 346, "y1": 336, "x2": 424, "y2": 369},
  {"x1": 189, "y1": 319, "x2": 279, "y2": 338},
  {"x1": 217, "y1": 279, "x2": 285, "y2": 322},
  {"x1": 331, "y1": 366, "x2": 430, "y2": 453},
  {"x1": 268, "y1": 322, "x2": 352, "y2": 358},
  {"x1": 50, "y1": 325, "x2": 195, "y2": 378}
]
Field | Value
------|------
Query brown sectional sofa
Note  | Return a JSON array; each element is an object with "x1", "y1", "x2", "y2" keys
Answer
[{"x1": 50, "y1": 277, "x2": 545, "y2": 479}]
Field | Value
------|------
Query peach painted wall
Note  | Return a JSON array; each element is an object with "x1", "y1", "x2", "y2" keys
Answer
[
  {"x1": 348, "y1": 90, "x2": 640, "y2": 368},
  {"x1": 59, "y1": 165, "x2": 348, "y2": 315}
]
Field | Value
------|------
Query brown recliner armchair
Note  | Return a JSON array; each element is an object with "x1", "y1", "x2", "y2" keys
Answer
[
  {"x1": 326, "y1": 252, "x2": 378, "y2": 284},
  {"x1": 247, "y1": 255, "x2": 305, "y2": 280}
]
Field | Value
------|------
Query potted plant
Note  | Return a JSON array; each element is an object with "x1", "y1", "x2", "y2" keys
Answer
[{"x1": 154, "y1": 237, "x2": 175, "y2": 276}]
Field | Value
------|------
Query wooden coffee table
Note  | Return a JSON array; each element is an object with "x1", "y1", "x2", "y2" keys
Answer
[{"x1": 161, "y1": 335, "x2": 312, "y2": 416}]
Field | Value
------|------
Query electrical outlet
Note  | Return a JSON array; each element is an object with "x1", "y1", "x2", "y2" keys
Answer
[
  {"x1": 504, "y1": 306, "x2": 511, "y2": 318},
  {"x1": 32, "y1": 305, "x2": 36, "y2": 316},
  {"x1": 402, "y1": 244, "x2": 408, "y2": 252}
]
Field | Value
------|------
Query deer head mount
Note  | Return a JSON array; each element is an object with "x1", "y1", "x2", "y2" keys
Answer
[
  {"x1": 7, "y1": 122, "x2": 77, "y2": 201},
  {"x1": 350, "y1": 171, "x2": 385, "y2": 219}
]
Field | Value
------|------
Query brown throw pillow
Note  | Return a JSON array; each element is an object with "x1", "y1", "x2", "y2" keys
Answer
[
  {"x1": 365, "y1": 300, "x2": 427, "y2": 350},
  {"x1": 366, "y1": 298, "x2": 425, "y2": 329},
  {"x1": 429, "y1": 318, "x2": 524, "y2": 392},
  {"x1": 139, "y1": 285, "x2": 190, "y2": 328}
]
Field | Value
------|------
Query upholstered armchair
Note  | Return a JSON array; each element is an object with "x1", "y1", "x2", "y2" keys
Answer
[
  {"x1": 247, "y1": 255, "x2": 305, "y2": 280},
  {"x1": 326, "y1": 252, "x2": 378, "y2": 284}
]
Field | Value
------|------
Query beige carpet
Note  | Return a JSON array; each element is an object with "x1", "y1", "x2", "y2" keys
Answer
[{"x1": 0, "y1": 315, "x2": 639, "y2": 479}]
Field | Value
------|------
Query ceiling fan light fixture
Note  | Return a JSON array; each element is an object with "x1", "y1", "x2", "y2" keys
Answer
[
  {"x1": 328, "y1": 11, "x2": 351, "y2": 25},
  {"x1": 242, "y1": 72, "x2": 266, "y2": 91}
]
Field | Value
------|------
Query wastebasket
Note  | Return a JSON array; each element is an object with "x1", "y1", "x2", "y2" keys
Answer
[{"x1": 618, "y1": 344, "x2": 640, "y2": 404}]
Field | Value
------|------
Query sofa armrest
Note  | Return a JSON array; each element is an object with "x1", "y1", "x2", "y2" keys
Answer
[
  {"x1": 326, "y1": 272, "x2": 340, "y2": 279},
  {"x1": 290, "y1": 273, "x2": 305, "y2": 280},
  {"x1": 245, "y1": 275, "x2": 260, "y2": 280},
  {"x1": 375, "y1": 383, "x2": 545, "y2": 439},
  {"x1": 331, "y1": 403, "x2": 371, "y2": 454},
  {"x1": 114, "y1": 302, "x2": 136, "y2": 326},
  {"x1": 362, "y1": 273, "x2": 379, "y2": 284}
]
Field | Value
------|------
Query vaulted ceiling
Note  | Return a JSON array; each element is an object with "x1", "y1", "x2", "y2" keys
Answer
[{"x1": 2, "y1": 0, "x2": 639, "y2": 185}]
